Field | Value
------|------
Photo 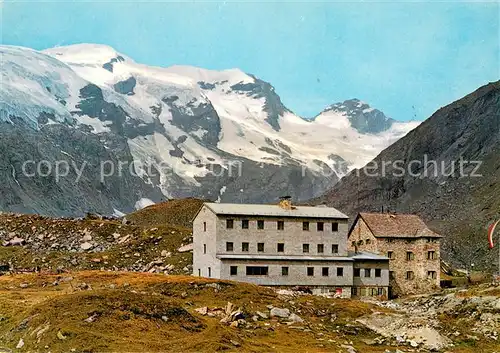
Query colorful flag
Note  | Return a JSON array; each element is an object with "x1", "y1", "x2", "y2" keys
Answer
[{"x1": 488, "y1": 220, "x2": 499, "y2": 249}]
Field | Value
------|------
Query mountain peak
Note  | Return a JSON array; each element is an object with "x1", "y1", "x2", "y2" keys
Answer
[
  {"x1": 318, "y1": 98, "x2": 395, "y2": 134},
  {"x1": 324, "y1": 98, "x2": 374, "y2": 114},
  {"x1": 43, "y1": 44, "x2": 130, "y2": 67}
]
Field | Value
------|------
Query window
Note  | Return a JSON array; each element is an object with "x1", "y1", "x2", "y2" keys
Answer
[
  {"x1": 354, "y1": 268, "x2": 361, "y2": 277},
  {"x1": 317, "y1": 222, "x2": 324, "y2": 231},
  {"x1": 226, "y1": 242, "x2": 234, "y2": 252},
  {"x1": 370, "y1": 288, "x2": 378, "y2": 296},
  {"x1": 387, "y1": 251, "x2": 394, "y2": 259},
  {"x1": 366, "y1": 239, "x2": 371, "y2": 245},
  {"x1": 208, "y1": 267, "x2": 211, "y2": 277},
  {"x1": 375, "y1": 269, "x2": 382, "y2": 278},
  {"x1": 317, "y1": 244, "x2": 324, "y2": 253},
  {"x1": 226, "y1": 219, "x2": 234, "y2": 229},
  {"x1": 230, "y1": 266, "x2": 237, "y2": 276},
  {"x1": 351, "y1": 241, "x2": 356, "y2": 247},
  {"x1": 332, "y1": 222, "x2": 339, "y2": 232},
  {"x1": 307, "y1": 267, "x2": 314, "y2": 276},
  {"x1": 277, "y1": 221, "x2": 284, "y2": 230},
  {"x1": 277, "y1": 243, "x2": 285, "y2": 252},
  {"x1": 303, "y1": 244, "x2": 310, "y2": 253},
  {"x1": 242, "y1": 242, "x2": 249, "y2": 252},
  {"x1": 257, "y1": 220, "x2": 264, "y2": 230},
  {"x1": 389, "y1": 271, "x2": 395, "y2": 280},
  {"x1": 332, "y1": 244, "x2": 339, "y2": 254},
  {"x1": 387, "y1": 238, "x2": 395, "y2": 243},
  {"x1": 428, "y1": 271, "x2": 437, "y2": 279},
  {"x1": 358, "y1": 240, "x2": 364, "y2": 246},
  {"x1": 242, "y1": 219, "x2": 249, "y2": 229},
  {"x1": 282, "y1": 267, "x2": 289, "y2": 276},
  {"x1": 364, "y1": 269, "x2": 371, "y2": 277},
  {"x1": 257, "y1": 243, "x2": 265, "y2": 252},
  {"x1": 427, "y1": 251, "x2": 436, "y2": 260},
  {"x1": 203, "y1": 244, "x2": 206, "y2": 254},
  {"x1": 246, "y1": 266, "x2": 268, "y2": 276},
  {"x1": 406, "y1": 271, "x2": 415, "y2": 280},
  {"x1": 377, "y1": 288, "x2": 384, "y2": 296},
  {"x1": 203, "y1": 222, "x2": 207, "y2": 232},
  {"x1": 303, "y1": 221, "x2": 310, "y2": 231},
  {"x1": 322, "y1": 267, "x2": 329, "y2": 276},
  {"x1": 352, "y1": 287, "x2": 358, "y2": 296},
  {"x1": 406, "y1": 252, "x2": 415, "y2": 261},
  {"x1": 198, "y1": 269, "x2": 201, "y2": 276},
  {"x1": 337, "y1": 267, "x2": 344, "y2": 277}
]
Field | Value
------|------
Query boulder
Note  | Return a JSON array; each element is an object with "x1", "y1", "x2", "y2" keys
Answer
[
  {"x1": 256, "y1": 311, "x2": 268, "y2": 319},
  {"x1": 161, "y1": 250, "x2": 171, "y2": 257},
  {"x1": 16, "y1": 338, "x2": 24, "y2": 349},
  {"x1": 80, "y1": 242, "x2": 93, "y2": 250},
  {"x1": 408, "y1": 340, "x2": 419, "y2": 347},
  {"x1": 225, "y1": 302, "x2": 234, "y2": 316},
  {"x1": 177, "y1": 243, "x2": 193, "y2": 253},
  {"x1": 270, "y1": 307, "x2": 290, "y2": 318},
  {"x1": 195, "y1": 307, "x2": 208, "y2": 315},
  {"x1": 230, "y1": 311, "x2": 245, "y2": 321},
  {"x1": 340, "y1": 345, "x2": 356, "y2": 353},
  {"x1": 288, "y1": 313, "x2": 304, "y2": 323},
  {"x1": 84, "y1": 314, "x2": 98, "y2": 323}
]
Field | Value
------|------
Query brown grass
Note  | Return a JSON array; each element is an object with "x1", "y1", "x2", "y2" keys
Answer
[
  {"x1": 126, "y1": 198, "x2": 206, "y2": 229},
  {"x1": 0, "y1": 271, "x2": 396, "y2": 353},
  {"x1": 0, "y1": 272, "x2": 494, "y2": 352}
]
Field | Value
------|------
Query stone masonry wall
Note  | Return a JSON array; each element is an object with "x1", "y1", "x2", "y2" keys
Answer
[
  {"x1": 377, "y1": 238, "x2": 440, "y2": 296},
  {"x1": 349, "y1": 218, "x2": 441, "y2": 296},
  {"x1": 348, "y1": 218, "x2": 378, "y2": 253},
  {"x1": 216, "y1": 215, "x2": 350, "y2": 257}
]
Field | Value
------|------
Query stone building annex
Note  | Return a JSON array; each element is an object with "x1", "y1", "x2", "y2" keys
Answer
[
  {"x1": 192, "y1": 199, "x2": 392, "y2": 298},
  {"x1": 348, "y1": 213, "x2": 442, "y2": 296}
]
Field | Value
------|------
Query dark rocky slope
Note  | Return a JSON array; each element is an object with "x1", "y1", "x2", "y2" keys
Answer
[{"x1": 313, "y1": 81, "x2": 500, "y2": 270}]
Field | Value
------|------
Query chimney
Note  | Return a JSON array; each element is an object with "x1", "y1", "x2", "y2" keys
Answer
[{"x1": 279, "y1": 196, "x2": 292, "y2": 210}]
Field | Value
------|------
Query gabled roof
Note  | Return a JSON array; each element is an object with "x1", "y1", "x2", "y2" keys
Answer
[
  {"x1": 351, "y1": 212, "x2": 441, "y2": 238},
  {"x1": 202, "y1": 202, "x2": 348, "y2": 219}
]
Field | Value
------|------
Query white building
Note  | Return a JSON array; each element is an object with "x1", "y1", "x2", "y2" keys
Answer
[{"x1": 192, "y1": 199, "x2": 389, "y2": 298}]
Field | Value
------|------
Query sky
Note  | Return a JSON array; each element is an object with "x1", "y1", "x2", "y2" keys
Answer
[{"x1": 1, "y1": 0, "x2": 499, "y2": 121}]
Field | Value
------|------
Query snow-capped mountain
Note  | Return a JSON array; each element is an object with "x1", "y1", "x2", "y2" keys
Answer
[
  {"x1": 316, "y1": 99, "x2": 396, "y2": 134},
  {"x1": 0, "y1": 44, "x2": 419, "y2": 216}
]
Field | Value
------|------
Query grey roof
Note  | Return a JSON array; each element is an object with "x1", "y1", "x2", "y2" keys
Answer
[
  {"x1": 348, "y1": 251, "x2": 389, "y2": 261},
  {"x1": 217, "y1": 254, "x2": 354, "y2": 262},
  {"x1": 204, "y1": 202, "x2": 348, "y2": 219}
]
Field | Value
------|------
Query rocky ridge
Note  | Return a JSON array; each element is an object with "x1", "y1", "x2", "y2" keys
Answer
[
  {"x1": 0, "y1": 212, "x2": 193, "y2": 275},
  {"x1": 313, "y1": 81, "x2": 500, "y2": 271}
]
